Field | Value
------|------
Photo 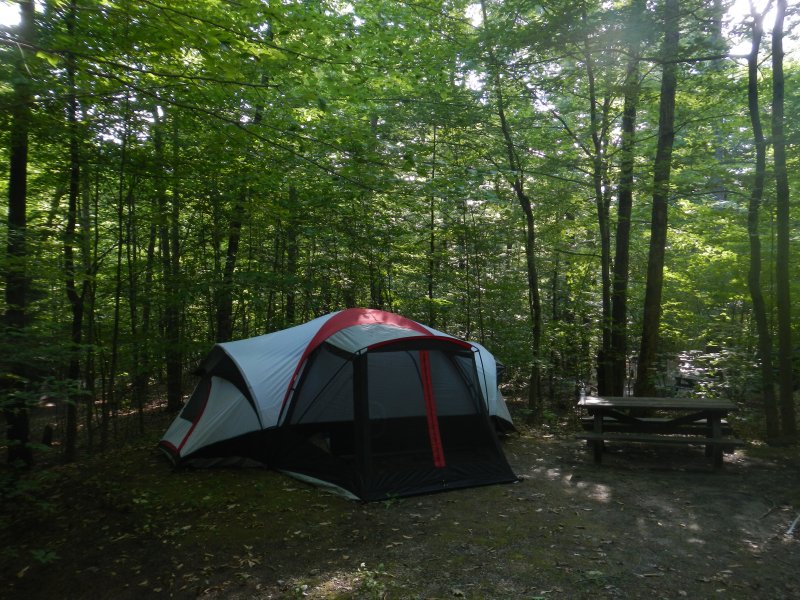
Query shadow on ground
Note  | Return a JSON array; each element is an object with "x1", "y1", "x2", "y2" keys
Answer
[{"x1": 2, "y1": 425, "x2": 799, "y2": 599}]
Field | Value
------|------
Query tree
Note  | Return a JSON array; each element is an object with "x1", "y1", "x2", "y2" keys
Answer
[
  {"x1": 635, "y1": 0, "x2": 680, "y2": 397},
  {"x1": 745, "y1": 2, "x2": 780, "y2": 440},
  {"x1": 610, "y1": 0, "x2": 647, "y2": 396},
  {"x1": 540, "y1": 4, "x2": 617, "y2": 396},
  {"x1": 1, "y1": 0, "x2": 796, "y2": 452},
  {"x1": 152, "y1": 106, "x2": 183, "y2": 413},
  {"x1": 771, "y1": 0, "x2": 796, "y2": 439},
  {"x1": 480, "y1": 0, "x2": 544, "y2": 422},
  {"x1": 63, "y1": 0, "x2": 91, "y2": 461},
  {"x1": 3, "y1": 0, "x2": 35, "y2": 467}
]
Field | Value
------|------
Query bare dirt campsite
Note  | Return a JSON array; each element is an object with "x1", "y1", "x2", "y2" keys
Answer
[{"x1": 3, "y1": 412, "x2": 799, "y2": 600}]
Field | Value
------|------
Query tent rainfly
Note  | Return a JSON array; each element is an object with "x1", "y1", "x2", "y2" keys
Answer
[{"x1": 159, "y1": 308, "x2": 517, "y2": 501}]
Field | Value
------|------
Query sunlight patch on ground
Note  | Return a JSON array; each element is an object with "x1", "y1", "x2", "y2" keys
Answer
[
  {"x1": 584, "y1": 482, "x2": 613, "y2": 503},
  {"x1": 528, "y1": 463, "x2": 614, "y2": 503},
  {"x1": 687, "y1": 537, "x2": 706, "y2": 545},
  {"x1": 288, "y1": 562, "x2": 390, "y2": 598}
]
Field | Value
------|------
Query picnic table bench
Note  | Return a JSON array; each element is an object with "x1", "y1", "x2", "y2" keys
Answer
[{"x1": 576, "y1": 396, "x2": 745, "y2": 469}]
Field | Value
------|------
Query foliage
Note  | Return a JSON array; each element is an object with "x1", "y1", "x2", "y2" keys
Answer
[{"x1": 1, "y1": 0, "x2": 799, "y2": 452}]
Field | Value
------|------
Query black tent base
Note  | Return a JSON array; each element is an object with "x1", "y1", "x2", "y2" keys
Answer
[{"x1": 176, "y1": 416, "x2": 518, "y2": 501}]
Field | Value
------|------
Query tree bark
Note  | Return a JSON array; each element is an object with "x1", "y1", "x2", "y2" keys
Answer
[
  {"x1": 428, "y1": 126, "x2": 437, "y2": 328},
  {"x1": 153, "y1": 107, "x2": 183, "y2": 412},
  {"x1": 481, "y1": 0, "x2": 543, "y2": 421},
  {"x1": 584, "y1": 36, "x2": 613, "y2": 394},
  {"x1": 63, "y1": 0, "x2": 88, "y2": 461},
  {"x1": 110, "y1": 104, "x2": 130, "y2": 437},
  {"x1": 216, "y1": 193, "x2": 244, "y2": 342},
  {"x1": 635, "y1": 0, "x2": 680, "y2": 397},
  {"x1": 134, "y1": 220, "x2": 158, "y2": 431},
  {"x1": 745, "y1": 6, "x2": 780, "y2": 440},
  {"x1": 771, "y1": 0, "x2": 796, "y2": 439},
  {"x1": 285, "y1": 186, "x2": 299, "y2": 325},
  {"x1": 610, "y1": 0, "x2": 644, "y2": 397},
  {"x1": 84, "y1": 172, "x2": 99, "y2": 448},
  {"x1": 4, "y1": 0, "x2": 36, "y2": 467}
]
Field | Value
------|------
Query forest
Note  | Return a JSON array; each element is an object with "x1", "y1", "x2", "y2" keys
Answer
[{"x1": 1, "y1": 0, "x2": 799, "y2": 467}]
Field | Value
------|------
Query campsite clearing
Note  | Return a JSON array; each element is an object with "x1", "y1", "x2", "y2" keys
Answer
[{"x1": 2, "y1": 414, "x2": 799, "y2": 599}]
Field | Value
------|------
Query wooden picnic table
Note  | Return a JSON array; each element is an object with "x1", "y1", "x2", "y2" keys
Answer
[{"x1": 576, "y1": 395, "x2": 744, "y2": 469}]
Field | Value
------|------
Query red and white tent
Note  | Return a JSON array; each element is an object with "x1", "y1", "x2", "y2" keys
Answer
[{"x1": 160, "y1": 308, "x2": 516, "y2": 500}]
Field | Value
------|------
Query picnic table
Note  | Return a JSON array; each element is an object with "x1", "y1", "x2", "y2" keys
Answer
[{"x1": 576, "y1": 395, "x2": 744, "y2": 469}]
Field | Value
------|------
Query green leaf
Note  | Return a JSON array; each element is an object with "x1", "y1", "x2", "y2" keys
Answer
[{"x1": 35, "y1": 51, "x2": 62, "y2": 67}]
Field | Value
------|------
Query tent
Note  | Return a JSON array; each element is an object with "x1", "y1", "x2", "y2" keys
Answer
[{"x1": 159, "y1": 308, "x2": 517, "y2": 501}]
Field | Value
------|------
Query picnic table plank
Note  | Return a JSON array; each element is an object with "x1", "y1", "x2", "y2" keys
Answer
[{"x1": 578, "y1": 395, "x2": 735, "y2": 411}]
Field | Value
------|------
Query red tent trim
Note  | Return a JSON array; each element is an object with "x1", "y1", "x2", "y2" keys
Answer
[
  {"x1": 420, "y1": 350, "x2": 446, "y2": 468},
  {"x1": 178, "y1": 382, "x2": 212, "y2": 452},
  {"x1": 281, "y1": 308, "x2": 434, "y2": 412}
]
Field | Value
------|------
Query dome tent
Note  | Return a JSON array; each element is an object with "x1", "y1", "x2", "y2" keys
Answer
[{"x1": 159, "y1": 308, "x2": 517, "y2": 501}]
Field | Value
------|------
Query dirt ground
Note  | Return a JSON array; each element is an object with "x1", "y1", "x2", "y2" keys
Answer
[{"x1": 2, "y1": 418, "x2": 800, "y2": 599}]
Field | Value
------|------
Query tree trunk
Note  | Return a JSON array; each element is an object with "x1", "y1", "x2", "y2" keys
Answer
[
  {"x1": 745, "y1": 6, "x2": 780, "y2": 440},
  {"x1": 3, "y1": 0, "x2": 35, "y2": 467},
  {"x1": 589, "y1": 94, "x2": 612, "y2": 394},
  {"x1": 285, "y1": 186, "x2": 299, "y2": 326},
  {"x1": 585, "y1": 40, "x2": 613, "y2": 394},
  {"x1": 63, "y1": 2, "x2": 87, "y2": 461},
  {"x1": 131, "y1": 220, "x2": 157, "y2": 433},
  {"x1": 167, "y1": 117, "x2": 183, "y2": 411},
  {"x1": 469, "y1": 208, "x2": 486, "y2": 344},
  {"x1": 521, "y1": 195, "x2": 544, "y2": 419},
  {"x1": 84, "y1": 173, "x2": 99, "y2": 449},
  {"x1": 366, "y1": 115, "x2": 385, "y2": 311},
  {"x1": 127, "y1": 180, "x2": 148, "y2": 434},
  {"x1": 634, "y1": 0, "x2": 679, "y2": 397},
  {"x1": 428, "y1": 126, "x2": 437, "y2": 328},
  {"x1": 771, "y1": 0, "x2": 796, "y2": 439},
  {"x1": 481, "y1": 0, "x2": 543, "y2": 421},
  {"x1": 610, "y1": 0, "x2": 644, "y2": 397},
  {"x1": 266, "y1": 229, "x2": 281, "y2": 329},
  {"x1": 216, "y1": 193, "x2": 244, "y2": 342},
  {"x1": 110, "y1": 103, "x2": 130, "y2": 435},
  {"x1": 153, "y1": 107, "x2": 182, "y2": 412}
]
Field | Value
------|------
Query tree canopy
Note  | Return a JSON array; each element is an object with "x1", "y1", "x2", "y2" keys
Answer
[{"x1": 1, "y1": 0, "x2": 799, "y2": 460}]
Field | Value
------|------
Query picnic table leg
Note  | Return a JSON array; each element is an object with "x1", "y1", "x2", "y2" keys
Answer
[{"x1": 704, "y1": 419, "x2": 713, "y2": 457}]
